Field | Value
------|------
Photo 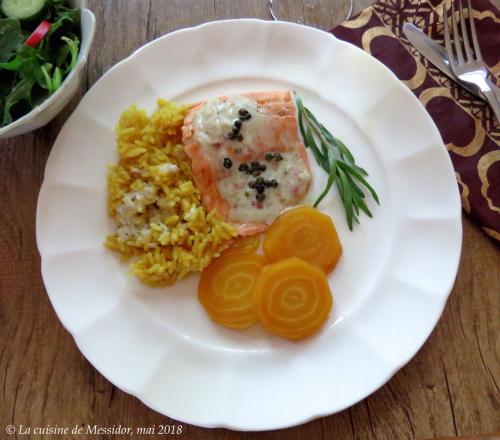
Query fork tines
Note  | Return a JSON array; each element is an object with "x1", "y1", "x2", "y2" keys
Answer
[{"x1": 443, "y1": 0, "x2": 484, "y2": 65}]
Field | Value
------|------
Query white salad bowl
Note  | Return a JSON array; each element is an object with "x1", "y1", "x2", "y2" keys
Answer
[{"x1": 0, "y1": 0, "x2": 95, "y2": 139}]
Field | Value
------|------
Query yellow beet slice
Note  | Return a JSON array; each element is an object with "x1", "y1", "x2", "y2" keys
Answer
[
  {"x1": 263, "y1": 206, "x2": 342, "y2": 273},
  {"x1": 229, "y1": 234, "x2": 261, "y2": 252},
  {"x1": 252, "y1": 257, "x2": 333, "y2": 340},
  {"x1": 198, "y1": 249, "x2": 267, "y2": 329}
]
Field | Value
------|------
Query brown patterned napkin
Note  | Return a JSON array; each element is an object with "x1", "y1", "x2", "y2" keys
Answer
[{"x1": 332, "y1": 0, "x2": 500, "y2": 243}]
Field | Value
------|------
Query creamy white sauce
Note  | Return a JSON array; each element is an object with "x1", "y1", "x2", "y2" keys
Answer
[
  {"x1": 217, "y1": 151, "x2": 310, "y2": 223},
  {"x1": 193, "y1": 94, "x2": 311, "y2": 224},
  {"x1": 156, "y1": 163, "x2": 179, "y2": 175},
  {"x1": 194, "y1": 95, "x2": 259, "y2": 149}
]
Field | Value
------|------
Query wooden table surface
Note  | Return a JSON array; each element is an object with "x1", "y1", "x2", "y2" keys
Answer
[{"x1": 1, "y1": 1, "x2": 499, "y2": 439}]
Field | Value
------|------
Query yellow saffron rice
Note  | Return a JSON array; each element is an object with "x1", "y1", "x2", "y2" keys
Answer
[{"x1": 105, "y1": 98, "x2": 237, "y2": 286}]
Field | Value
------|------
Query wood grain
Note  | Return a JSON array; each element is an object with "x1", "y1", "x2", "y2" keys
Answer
[{"x1": 0, "y1": 1, "x2": 499, "y2": 439}]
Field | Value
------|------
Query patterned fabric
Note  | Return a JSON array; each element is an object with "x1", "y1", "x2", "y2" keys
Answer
[{"x1": 332, "y1": 0, "x2": 500, "y2": 243}]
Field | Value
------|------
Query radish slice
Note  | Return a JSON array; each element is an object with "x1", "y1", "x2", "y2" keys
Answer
[{"x1": 25, "y1": 20, "x2": 51, "y2": 48}]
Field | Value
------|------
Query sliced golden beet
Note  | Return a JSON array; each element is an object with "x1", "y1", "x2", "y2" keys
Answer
[
  {"x1": 198, "y1": 249, "x2": 267, "y2": 329},
  {"x1": 252, "y1": 257, "x2": 333, "y2": 340},
  {"x1": 229, "y1": 234, "x2": 261, "y2": 252},
  {"x1": 263, "y1": 206, "x2": 342, "y2": 273}
]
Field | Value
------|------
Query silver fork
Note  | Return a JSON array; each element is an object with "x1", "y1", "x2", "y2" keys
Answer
[{"x1": 443, "y1": 0, "x2": 500, "y2": 122}]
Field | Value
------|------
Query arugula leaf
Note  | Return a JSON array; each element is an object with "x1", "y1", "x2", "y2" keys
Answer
[
  {"x1": 0, "y1": 45, "x2": 39, "y2": 77},
  {"x1": 39, "y1": 64, "x2": 62, "y2": 94},
  {"x1": 40, "y1": 63, "x2": 53, "y2": 92},
  {"x1": 0, "y1": 72, "x2": 15, "y2": 97},
  {"x1": 55, "y1": 41, "x2": 69, "y2": 66},
  {"x1": 61, "y1": 35, "x2": 79, "y2": 70},
  {"x1": 48, "y1": 9, "x2": 80, "y2": 36},
  {"x1": 3, "y1": 77, "x2": 35, "y2": 125},
  {"x1": 0, "y1": 18, "x2": 23, "y2": 62},
  {"x1": 50, "y1": 0, "x2": 73, "y2": 14},
  {"x1": 51, "y1": 66, "x2": 61, "y2": 90}
]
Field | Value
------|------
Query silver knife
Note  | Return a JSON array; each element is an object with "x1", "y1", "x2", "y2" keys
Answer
[{"x1": 403, "y1": 23, "x2": 500, "y2": 102}]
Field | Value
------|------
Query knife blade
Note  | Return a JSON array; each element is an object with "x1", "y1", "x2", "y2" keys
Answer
[{"x1": 402, "y1": 23, "x2": 483, "y2": 98}]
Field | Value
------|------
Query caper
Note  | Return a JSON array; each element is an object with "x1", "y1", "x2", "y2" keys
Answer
[
  {"x1": 256, "y1": 193, "x2": 265, "y2": 202},
  {"x1": 273, "y1": 152, "x2": 283, "y2": 161},
  {"x1": 270, "y1": 179, "x2": 278, "y2": 188},
  {"x1": 256, "y1": 184, "x2": 265, "y2": 194},
  {"x1": 251, "y1": 161, "x2": 259, "y2": 169},
  {"x1": 234, "y1": 119, "x2": 242, "y2": 130},
  {"x1": 223, "y1": 158, "x2": 232, "y2": 169},
  {"x1": 234, "y1": 133, "x2": 244, "y2": 142},
  {"x1": 248, "y1": 181, "x2": 256, "y2": 189},
  {"x1": 238, "y1": 109, "x2": 251, "y2": 121},
  {"x1": 265, "y1": 152, "x2": 274, "y2": 161},
  {"x1": 238, "y1": 163, "x2": 249, "y2": 172}
]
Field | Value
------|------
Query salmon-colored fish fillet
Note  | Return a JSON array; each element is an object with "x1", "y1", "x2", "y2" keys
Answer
[{"x1": 182, "y1": 90, "x2": 310, "y2": 236}]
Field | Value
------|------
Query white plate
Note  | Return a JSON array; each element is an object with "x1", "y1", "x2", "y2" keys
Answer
[{"x1": 36, "y1": 19, "x2": 462, "y2": 430}]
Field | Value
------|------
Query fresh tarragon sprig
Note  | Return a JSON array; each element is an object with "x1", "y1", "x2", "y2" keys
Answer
[{"x1": 295, "y1": 94, "x2": 380, "y2": 230}]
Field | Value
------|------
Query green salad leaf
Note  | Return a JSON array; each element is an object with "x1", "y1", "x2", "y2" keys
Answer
[
  {"x1": 0, "y1": 45, "x2": 39, "y2": 75},
  {"x1": 0, "y1": 19, "x2": 24, "y2": 62},
  {"x1": 61, "y1": 35, "x2": 79, "y2": 71},
  {"x1": 3, "y1": 77, "x2": 35, "y2": 125}
]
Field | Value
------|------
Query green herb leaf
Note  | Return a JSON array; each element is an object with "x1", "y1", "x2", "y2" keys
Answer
[
  {"x1": 295, "y1": 93, "x2": 306, "y2": 141},
  {"x1": 295, "y1": 94, "x2": 380, "y2": 229},
  {"x1": 338, "y1": 167, "x2": 354, "y2": 229},
  {"x1": 304, "y1": 125, "x2": 328, "y2": 172},
  {"x1": 353, "y1": 192, "x2": 373, "y2": 218},
  {"x1": 313, "y1": 159, "x2": 337, "y2": 208},
  {"x1": 337, "y1": 161, "x2": 380, "y2": 205}
]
